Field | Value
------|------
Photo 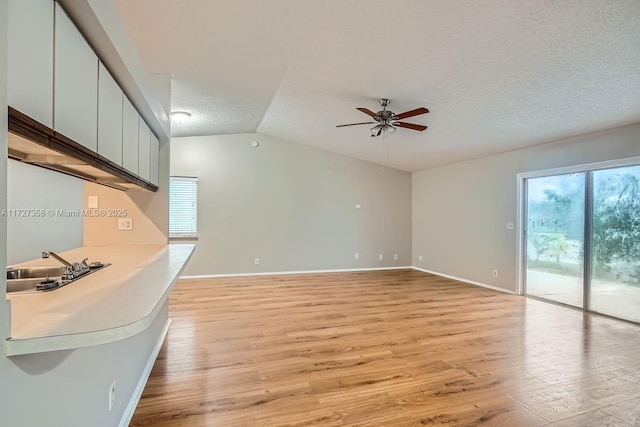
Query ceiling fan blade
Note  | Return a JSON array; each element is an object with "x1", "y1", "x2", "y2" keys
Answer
[
  {"x1": 336, "y1": 121, "x2": 376, "y2": 128},
  {"x1": 356, "y1": 108, "x2": 381, "y2": 120},
  {"x1": 393, "y1": 122, "x2": 428, "y2": 131},
  {"x1": 392, "y1": 107, "x2": 429, "y2": 120}
]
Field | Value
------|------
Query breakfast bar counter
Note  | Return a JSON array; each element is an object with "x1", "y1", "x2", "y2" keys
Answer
[{"x1": 5, "y1": 244, "x2": 195, "y2": 356}]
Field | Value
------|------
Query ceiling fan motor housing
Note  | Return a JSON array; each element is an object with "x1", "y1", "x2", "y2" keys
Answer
[
  {"x1": 377, "y1": 99, "x2": 394, "y2": 122},
  {"x1": 377, "y1": 110, "x2": 394, "y2": 121}
]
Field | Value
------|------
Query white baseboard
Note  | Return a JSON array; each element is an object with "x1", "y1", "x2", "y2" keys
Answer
[
  {"x1": 119, "y1": 318, "x2": 172, "y2": 427},
  {"x1": 411, "y1": 267, "x2": 516, "y2": 294},
  {"x1": 181, "y1": 267, "x2": 515, "y2": 295},
  {"x1": 180, "y1": 266, "x2": 413, "y2": 279}
]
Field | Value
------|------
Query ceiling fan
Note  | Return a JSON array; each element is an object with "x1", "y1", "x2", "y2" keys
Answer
[{"x1": 336, "y1": 98, "x2": 429, "y2": 137}]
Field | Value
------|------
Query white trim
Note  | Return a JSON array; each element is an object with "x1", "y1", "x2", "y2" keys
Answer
[
  {"x1": 516, "y1": 173, "x2": 525, "y2": 295},
  {"x1": 412, "y1": 267, "x2": 516, "y2": 295},
  {"x1": 119, "y1": 318, "x2": 171, "y2": 427},
  {"x1": 181, "y1": 266, "x2": 516, "y2": 295},
  {"x1": 180, "y1": 266, "x2": 413, "y2": 279}
]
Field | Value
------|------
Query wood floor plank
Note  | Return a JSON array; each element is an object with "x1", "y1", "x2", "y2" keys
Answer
[
  {"x1": 542, "y1": 408, "x2": 632, "y2": 426},
  {"x1": 130, "y1": 270, "x2": 640, "y2": 426}
]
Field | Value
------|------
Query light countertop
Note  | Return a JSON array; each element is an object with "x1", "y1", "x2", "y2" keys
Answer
[{"x1": 5, "y1": 244, "x2": 194, "y2": 356}]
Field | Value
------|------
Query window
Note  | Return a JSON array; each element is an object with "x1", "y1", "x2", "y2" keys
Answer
[{"x1": 169, "y1": 176, "x2": 198, "y2": 238}]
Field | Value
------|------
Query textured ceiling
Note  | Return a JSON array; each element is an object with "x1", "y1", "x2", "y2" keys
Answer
[{"x1": 114, "y1": 0, "x2": 640, "y2": 172}]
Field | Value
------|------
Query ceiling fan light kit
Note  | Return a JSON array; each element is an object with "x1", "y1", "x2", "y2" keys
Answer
[
  {"x1": 337, "y1": 98, "x2": 429, "y2": 137},
  {"x1": 370, "y1": 123, "x2": 396, "y2": 137}
]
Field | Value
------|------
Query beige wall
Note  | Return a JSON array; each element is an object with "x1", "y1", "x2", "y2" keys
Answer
[
  {"x1": 412, "y1": 123, "x2": 640, "y2": 293},
  {"x1": 7, "y1": 160, "x2": 83, "y2": 264},
  {"x1": 83, "y1": 136, "x2": 170, "y2": 246},
  {"x1": 171, "y1": 133, "x2": 412, "y2": 276},
  {"x1": 1, "y1": 302, "x2": 169, "y2": 427}
]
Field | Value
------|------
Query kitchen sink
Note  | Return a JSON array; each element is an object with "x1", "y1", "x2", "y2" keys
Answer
[
  {"x1": 6, "y1": 277, "x2": 59, "y2": 293},
  {"x1": 6, "y1": 262, "x2": 110, "y2": 294},
  {"x1": 7, "y1": 266, "x2": 67, "y2": 280}
]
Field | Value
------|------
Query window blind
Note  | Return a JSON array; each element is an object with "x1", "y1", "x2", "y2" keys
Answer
[{"x1": 169, "y1": 176, "x2": 198, "y2": 238}]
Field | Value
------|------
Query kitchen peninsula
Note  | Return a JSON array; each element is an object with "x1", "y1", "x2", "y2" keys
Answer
[{"x1": 6, "y1": 244, "x2": 194, "y2": 356}]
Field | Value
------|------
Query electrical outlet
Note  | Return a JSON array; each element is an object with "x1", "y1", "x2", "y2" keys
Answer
[
  {"x1": 108, "y1": 380, "x2": 116, "y2": 411},
  {"x1": 492, "y1": 270, "x2": 498, "y2": 278},
  {"x1": 506, "y1": 222, "x2": 514, "y2": 230},
  {"x1": 355, "y1": 203, "x2": 361, "y2": 209},
  {"x1": 88, "y1": 196, "x2": 99, "y2": 209},
  {"x1": 378, "y1": 254, "x2": 383, "y2": 261},
  {"x1": 254, "y1": 258, "x2": 260, "y2": 265},
  {"x1": 419, "y1": 255, "x2": 423, "y2": 261},
  {"x1": 355, "y1": 253, "x2": 359, "y2": 259},
  {"x1": 117, "y1": 218, "x2": 132, "y2": 230},
  {"x1": 393, "y1": 254, "x2": 398, "y2": 260}
]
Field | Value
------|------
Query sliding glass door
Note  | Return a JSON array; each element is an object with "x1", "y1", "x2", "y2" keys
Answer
[
  {"x1": 525, "y1": 173, "x2": 585, "y2": 308},
  {"x1": 590, "y1": 165, "x2": 640, "y2": 323},
  {"x1": 523, "y1": 162, "x2": 640, "y2": 323}
]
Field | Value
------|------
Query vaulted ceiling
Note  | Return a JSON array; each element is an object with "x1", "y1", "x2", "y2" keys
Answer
[{"x1": 113, "y1": 0, "x2": 640, "y2": 172}]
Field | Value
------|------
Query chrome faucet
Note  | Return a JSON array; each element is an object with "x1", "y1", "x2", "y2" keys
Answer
[
  {"x1": 42, "y1": 251, "x2": 90, "y2": 280},
  {"x1": 41, "y1": 251, "x2": 73, "y2": 267}
]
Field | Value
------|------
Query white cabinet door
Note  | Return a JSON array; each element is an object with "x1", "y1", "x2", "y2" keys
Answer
[
  {"x1": 138, "y1": 119, "x2": 151, "y2": 181},
  {"x1": 150, "y1": 133, "x2": 159, "y2": 186},
  {"x1": 8, "y1": 0, "x2": 54, "y2": 127},
  {"x1": 54, "y1": 3, "x2": 98, "y2": 150},
  {"x1": 98, "y1": 62, "x2": 123, "y2": 166},
  {"x1": 122, "y1": 97, "x2": 139, "y2": 174}
]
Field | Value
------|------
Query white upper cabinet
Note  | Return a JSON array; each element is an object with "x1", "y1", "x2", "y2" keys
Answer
[
  {"x1": 8, "y1": 1, "x2": 160, "y2": 190},
  {"x1": 150, "y1": 133, "x2": 159, "y2": 186},
  {"x1": 54, "y1": 2, "x2": 98, "y2": 151},
  {"x1": 122, "y1": 97, "x2": 139, "y2": 175},
  {"x1": 138, "y1": 118, "x2": 151, "y2": 181},
  {"x1": 98, "y1": 62, "x2": 123, "y2": 166},
  {"x1": 8, "y1": 0, "x2": 54, "y2": 127}
]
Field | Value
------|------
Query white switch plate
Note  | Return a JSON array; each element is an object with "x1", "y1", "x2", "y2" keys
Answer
[
  {"x1": 378, "y1": 254, "x2": 383, "y2": 261},
  {"x1": 254, "y1": 258, "x2": 260, "y2": 265},
  {"x1": 492, "y1": 270, "x2": 498, "y2": 278},
  {"x1": 419, "y1": 255, "x2": 423, "y2": 261},
  {"x1": 506, "y1": 222, "x2": 514, "y2": 230},
  {"x1": 88, "y1": 196, "x2": 98, "y2": 209},
  {"x1": 355, "y1": 253, "x2": 359, "y2": 259},
  {"x1": 355, "y1": 203, "x2": 361, "y2": 209},
  {"x1": 118, "y1": 218, "x2": 132, "y2": 230},
  {"x1": 394, "y1": 254, "x2": 398, "y2": 260}
]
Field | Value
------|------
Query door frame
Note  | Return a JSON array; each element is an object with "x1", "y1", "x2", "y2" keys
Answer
[{"x1": 515, "y1": 155, "x2": 640, "y2": 297}]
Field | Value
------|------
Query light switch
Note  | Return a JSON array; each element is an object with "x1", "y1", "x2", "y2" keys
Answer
[{"x1": 88, "y1": 196, "x2": 99, "y2": 209}]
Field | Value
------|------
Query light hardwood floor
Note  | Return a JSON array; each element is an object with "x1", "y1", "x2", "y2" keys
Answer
[{"x1": 130, "y1": 270, "x2": 640, "y2": 426}]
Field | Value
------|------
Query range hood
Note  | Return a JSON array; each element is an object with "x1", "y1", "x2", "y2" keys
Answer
[{"x1": 8, "y1": 107, "x2": 156, "y2": 192}]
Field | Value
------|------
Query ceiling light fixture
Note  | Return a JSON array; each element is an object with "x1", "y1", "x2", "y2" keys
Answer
[
  {"x1": 171, "y1": 111, "x2": 191, "y2": 124},
  {"x1": 370, "y1": 123, "x2": 396, "y2": 137}
]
